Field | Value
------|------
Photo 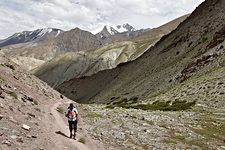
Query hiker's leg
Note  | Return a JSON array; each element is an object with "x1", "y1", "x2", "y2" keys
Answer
[
  {"x1": 73, "y1": 120, "x2": 77, "y2": 139},
  {"x1": 68, "y1": 121, "x2": 73, "y2": 138},
  {"x1": 74, "y1": 120, "x2": 77, "y2": 133}
]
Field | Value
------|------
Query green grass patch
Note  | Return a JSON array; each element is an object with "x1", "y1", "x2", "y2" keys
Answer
[
  {"x1": 78, "y1": 137, "x2": 86, "y2": 144},
  {"x1": 163, "y1": 138, "x2": 178, "y2": 144},
  {"x1": 106, "y1": 97, "x2": 139, "y2": 109},
  {"x1": 85, "y1": 112, "x2": 102, "y2": 118},
  {"x1": 107, "y1": 99, "x2": 196, "y2": 111}
]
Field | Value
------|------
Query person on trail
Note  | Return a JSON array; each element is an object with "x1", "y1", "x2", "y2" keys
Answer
[{"x1": 65, "y1": 103, "x2": 78, "y2": 139}]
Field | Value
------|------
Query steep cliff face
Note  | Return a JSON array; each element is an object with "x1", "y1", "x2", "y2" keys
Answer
[{"x1": 57, "y1": 0, "x2": 225, "y2": 106}]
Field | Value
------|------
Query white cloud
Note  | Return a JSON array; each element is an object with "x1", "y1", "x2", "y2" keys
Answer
[{"x1": 0, "y1": 0, "x2": 205, "y2": 39}]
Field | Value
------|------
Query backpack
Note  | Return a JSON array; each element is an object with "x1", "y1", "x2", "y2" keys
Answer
[
  {"x1": 69, "y1": 110, "x2": 75, "y2": 119},
  {"x1": 67, "y1": 107, "x2": 76, "y2": 120}
]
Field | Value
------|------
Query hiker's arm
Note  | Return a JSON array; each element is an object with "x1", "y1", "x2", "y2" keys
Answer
[{"x1": 76, "y1": 113, "x2": 79, "y2": 123}]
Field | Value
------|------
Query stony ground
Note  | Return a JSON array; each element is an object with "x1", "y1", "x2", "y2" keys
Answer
[
  {"x1": 0, "y1": 55, "x2": 113, "y2": 150},
  {"x1": 81, "y1": 104, "x2": 225, "y2": 150}
]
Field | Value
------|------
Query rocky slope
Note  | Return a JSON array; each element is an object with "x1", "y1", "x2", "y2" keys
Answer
[
  {"x1": 0, "y1": 54, "x2": 66, "y2": 150},
  {"x1": 34, "y1": 15, "x2": 187, "y2": 87},
  {"x1": 57, "y1": 0, "x2": 225, "y2": 107},
  {"x1": 0, "y1": 54, "x2": 114, "y2": 150}
]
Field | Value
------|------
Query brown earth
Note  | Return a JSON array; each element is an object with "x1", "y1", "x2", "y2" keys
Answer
[{"x1": 0, "y1": 55, "x2": 115, "y2": 150}]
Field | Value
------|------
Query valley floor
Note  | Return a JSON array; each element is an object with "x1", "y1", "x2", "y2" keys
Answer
[{"x1": 80, "y1": 104, "x2": 225, "y2": 150}]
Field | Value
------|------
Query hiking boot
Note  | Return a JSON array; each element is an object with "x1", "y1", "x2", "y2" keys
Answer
[
  {"x1": 73, "y1": 133, "x2": 76, "y2": 140},
  {"x1": 70, "y1": 133, "x2": 72, "y2": 138}
]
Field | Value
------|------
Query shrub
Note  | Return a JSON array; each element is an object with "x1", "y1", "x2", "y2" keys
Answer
[
  {"x1": 78, "y1": 137, "x2": 86, "y2": 144},
  {"x1": 33, "y1": 100, "x2": 38, "y2": 105},
  {"x1": 57, "y1": 107, "x2": 64, "y2": 114},
  {"x1": 0, "y1": 75, "x2": 5, "y2": 81},
  {"x1": 202, "y1": 37, "x2": 208, "y2": 43},
  {"x1": 9, "y1": 91, "x2": 17, "y2": 99}
]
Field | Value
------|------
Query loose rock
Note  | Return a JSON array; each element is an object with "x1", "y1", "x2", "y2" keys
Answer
[
  {"x1": 0, "y1": 114, "x2": 3, "y2": 120},
  {"x1": 22, "y1": 124, "x2": 31, "y2": 131},
  {"x1": 2, "y1": 140, "x2": 11, "y2": 146},
  {"x1": 17, "y1": 136, "x2": 23, "y2": 143},
  {"x1": 27, "y1": 113, "x2": 35, "y2": 118},
  {"x1": 10, "y1": 135, "x2": 18, "y2": 139},
  {"x1": 9, "y1": 116, "x2": 18, "y2": 124}
]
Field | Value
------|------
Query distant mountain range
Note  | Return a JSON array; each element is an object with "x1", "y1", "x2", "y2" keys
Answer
[
  {"x1": 92, "y1": 23, "x2": 136, "y2": 36},
  {"x1": 0, "y1": 23, "x2": 147, "y2": 68},
  {"x1": 92, "y1": 23, "x2": 148, "y2": 43},
  {"x1": 0, "y1": 23, "x2": 138, "y2": 48},
  {"x1": 1, "y1": 27, "x2": 102, "y2": 63},
  {"x1": 0, "y1": 28, "x2": 63, "y2": 48}
]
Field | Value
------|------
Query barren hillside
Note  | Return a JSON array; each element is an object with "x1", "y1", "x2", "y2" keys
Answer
[{"x1": 57, "y1": 0, "x2": 225, "y2": 107}]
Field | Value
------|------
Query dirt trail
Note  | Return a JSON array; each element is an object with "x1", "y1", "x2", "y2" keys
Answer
[
  {"x1": 50, "y1": 101, "x2": 110, "y2": 150},
  {"x1": 51, "y1": 101, "x2": 90, "y2": 150}
]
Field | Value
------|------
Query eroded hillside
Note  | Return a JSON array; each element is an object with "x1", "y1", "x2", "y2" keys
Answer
[{"x1": 57, "y1": 0, "x2": 225, "y2": 108}]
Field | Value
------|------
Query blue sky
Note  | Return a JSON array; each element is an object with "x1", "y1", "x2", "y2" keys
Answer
[{"x1": 0, "y1": 0, "x2": 204, "y2": 39}]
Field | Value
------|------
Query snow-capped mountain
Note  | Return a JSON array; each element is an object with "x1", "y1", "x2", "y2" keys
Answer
[
  {"x1": 92, "y1": 23, "x2": 136, "y2": 35},
  {"x1": 0, "y1": 28, "x2": 63, "y2": 48},
  {"x1": 116, "y1": 23, "x2": 135, "y2": 32},
  {"x1": 92, "y1": 23, "x2": 136, "y2": 40}
]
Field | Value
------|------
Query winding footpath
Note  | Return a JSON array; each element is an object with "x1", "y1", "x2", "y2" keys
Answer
[
  {"x1": 51, "y1": 101, "x2": 90, "y2": 150},
  {"x1": 50, "y1": 100, "x2": 110, "y2": 150}
]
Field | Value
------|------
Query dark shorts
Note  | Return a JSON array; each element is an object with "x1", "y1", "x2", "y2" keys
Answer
[{"x1": 68, "y1": 120, "x2": 77, "y2": 132}]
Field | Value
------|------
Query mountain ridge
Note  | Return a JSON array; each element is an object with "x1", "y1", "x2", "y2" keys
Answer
[{"x1": 33, "y1": 15, "x2": 188, "y2": 87}]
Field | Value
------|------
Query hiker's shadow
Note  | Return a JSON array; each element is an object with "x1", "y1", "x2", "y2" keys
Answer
[{"x1": 55, "y1": 131, "x2": 70, "y2": 139}]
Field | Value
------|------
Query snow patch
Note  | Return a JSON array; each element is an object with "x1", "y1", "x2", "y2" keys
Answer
[
  {"x1": 55, "y1": 30, "x2": 61, "y2": 37},
  {"x1": 37, "y1": 28, "x2": 53, "y2": 37},
  {"x1": 29, "y1": 31, "x2": 34, "y2": 35},
  {"x1": 91, "y1": 26, "x2": 104, "y2": 34}
]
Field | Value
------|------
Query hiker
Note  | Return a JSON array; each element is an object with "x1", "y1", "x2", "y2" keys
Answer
[{"x1": 65, "y1": 103, "x2": 78, "y2": 139}]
